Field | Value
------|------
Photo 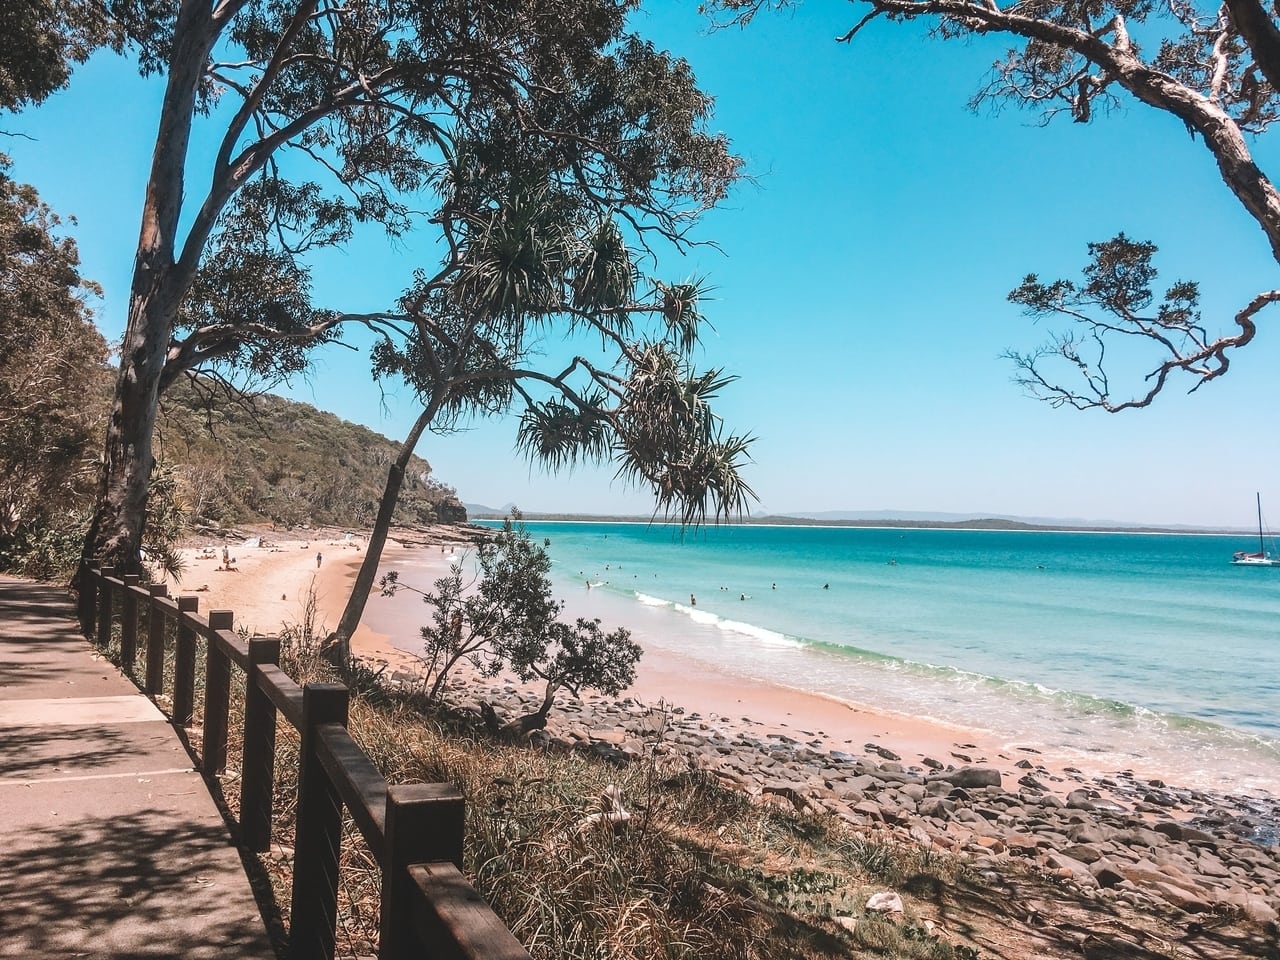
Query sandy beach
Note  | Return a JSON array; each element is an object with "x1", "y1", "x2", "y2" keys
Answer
[
  {"x1": 169, "y1": 524, "x2": 1280, "y2": 932},
  {"x1": 177, "y1": 526, "x2": 1107, "y2": 797}
]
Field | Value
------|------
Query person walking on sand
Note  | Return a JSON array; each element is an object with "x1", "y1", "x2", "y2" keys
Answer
[{"x1": 316, "y1": 552, "x2": 323, "y2": 569}]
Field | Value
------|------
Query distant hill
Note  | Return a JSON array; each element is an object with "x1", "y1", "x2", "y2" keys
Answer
[
  {"x1": 465, "y1": 506, "x2": 1239, "y2": 535},
  {"x1": 763, "y1": 510, "x2": 1239, "y2": 534},
  {"x1": 156, "y1": 381, "x2": 466, "y2": 530},
  {"x1": 465, "y1": 502, "x2": 516, "y2": 517}
]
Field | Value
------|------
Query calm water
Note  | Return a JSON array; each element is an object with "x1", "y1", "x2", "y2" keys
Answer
[{"x1": 402, "y1": 521, "x2": 1280, "y2": 795}]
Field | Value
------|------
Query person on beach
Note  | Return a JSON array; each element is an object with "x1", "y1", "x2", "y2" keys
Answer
[
  {"x1": 316, "y1": 552, "x2": 323, "y2": 568},
  {"x1": 690, "y1": 594, "x2": 696, "y2": 606}
]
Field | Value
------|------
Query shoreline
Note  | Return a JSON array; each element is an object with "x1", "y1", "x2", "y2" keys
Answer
[
  {"x1": 172, "y1": 523, "x2": 1280, "y2": 928},
  {"x1": 176, "y1": 525, "x2": 1275, "y2": 806}
]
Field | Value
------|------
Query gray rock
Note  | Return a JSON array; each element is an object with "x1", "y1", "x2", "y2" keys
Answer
[
  {"x1": 1066, "y1": 789, "x2": 1096, "y2": 810},
  {"x1": 929, "y1": 766, "x2": 1002, "y2": 790},
  {"x1": 917, "y1": 797, "x2": 954, "y2": 820},
  {"x1": 1090, "y1": 859, "x2": 1127, "y2": 888}
]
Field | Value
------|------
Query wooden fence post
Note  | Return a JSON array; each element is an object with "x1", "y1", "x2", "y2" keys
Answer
[
  {"x1": 145, "y1": 584, "x2": 168, "y2": 696},
  {"x1": 378, "y1": 783, "x2": 466, "y2": 960},
  {"x1": 173, "y1": 595, "x2": 199, "y2": 727},
  {"x1": 82, "y1": 562, "x2": 99, "y2": 639},
  {"x1": 96, "y1": 565, "x2": 114, "y2": 647},
  {"x1": 120, "y1": 574, "x2": 140, "y2": 673},
  {"x1": 202, "y1": 610, "x2": 233, "y2": 773},
  {"x1": 241, "y1": 635, "x2": 281, "y2": 852},
  {"x1": 288, "y1": 683, "x2": 350, "y2": 960}
]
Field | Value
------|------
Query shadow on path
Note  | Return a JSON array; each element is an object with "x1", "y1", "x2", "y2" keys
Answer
[{"x1": 0, "y1": 809, "x2": 276, "y2": 958}]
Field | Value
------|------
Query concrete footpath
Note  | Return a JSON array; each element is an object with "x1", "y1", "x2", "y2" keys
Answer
[{"x1": 0, "y1": 576, "x2": 277, "y2": 958}]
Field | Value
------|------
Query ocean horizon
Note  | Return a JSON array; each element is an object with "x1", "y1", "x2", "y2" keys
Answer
[{"x1": 375, "y1": 519, "x2": 1280, "y2": 798}]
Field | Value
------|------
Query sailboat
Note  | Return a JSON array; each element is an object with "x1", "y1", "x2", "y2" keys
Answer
[{"x1": 1231, "y1": 493, "x2": 1280, "y2": 566}]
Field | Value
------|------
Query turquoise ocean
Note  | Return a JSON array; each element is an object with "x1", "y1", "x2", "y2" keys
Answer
[{"x1": 390, "y1": 521, "x2": 1280, "y2": 797}]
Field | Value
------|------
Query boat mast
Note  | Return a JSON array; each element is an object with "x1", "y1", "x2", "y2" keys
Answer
[{"x1": 1258, "y1": 492, "x2": 1266, "y2": 555}]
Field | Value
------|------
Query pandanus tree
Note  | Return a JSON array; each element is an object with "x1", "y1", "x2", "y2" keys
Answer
[
  {"x1": 713, "y1": 0, "x2": 1280, "y2": 410},
  {"x1": 63, "y1": 0, "x2": 742, "y2": 630},
  {"x1": 327, "y1": 157, "x2": 756, "y2": 662}
]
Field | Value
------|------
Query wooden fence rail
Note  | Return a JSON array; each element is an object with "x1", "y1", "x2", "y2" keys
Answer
[{"x1": 82, "y1": 564, "x2": 530, "y2": 960}]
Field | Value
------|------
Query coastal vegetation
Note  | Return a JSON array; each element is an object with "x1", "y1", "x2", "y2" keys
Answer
[
  {"x1": 0, "y1": 157, "x2": 109, "y2": 578},
  {"x1": 711, "y1": 0, "x2": 1280, "y2": 412},
  {"x1": 10, "y1": 0, "x2": 756, "y2": 639},
  {"x1": 154, "y1": 379, "x2": 464, "y2": 532},
  {"x1": 381, "y1": 513, "x2": 643, "y2": 734},
  {"x1": 0, "y1": 308, "x2": 465, "y2": 578}
]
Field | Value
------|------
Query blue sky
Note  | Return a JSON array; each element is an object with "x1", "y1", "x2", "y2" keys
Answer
[{"x1": 8, "y1": 1, "x2": 1280, "y2": 528}]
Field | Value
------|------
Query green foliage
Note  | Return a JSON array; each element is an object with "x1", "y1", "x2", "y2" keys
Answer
[
  {"x1": 382, "y1": 511, "x2": 641, "y2": 712},
  {"x1": 360, "y1": 148, "x2": 756, "y2": 533},
  {"x1": 0, "y1": 156, "x2": 109, "y2": 578},
  {"x1": 155, "y1": 377, "x2": 460, "y2": 530},
  {"x1": 0, "y1": 506, "x2": 92, "y2": 581},
  {"x1": 0, "y1": 0, "x2": 120, "y2": 112},
  {"x1": 1004, "y1": 234, "x2": 1213, "y2": 410},
  {"x1": 144, "y1": 0, "x2": 742, "y2": 394}
]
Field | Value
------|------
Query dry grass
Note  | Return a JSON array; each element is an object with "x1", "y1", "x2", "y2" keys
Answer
[
  {"x1": 261, "y1": 634, "x2": 982, "y2": 959},
  {"x1": 96, "y1": 601, "x2": 994, "y2": 959}
]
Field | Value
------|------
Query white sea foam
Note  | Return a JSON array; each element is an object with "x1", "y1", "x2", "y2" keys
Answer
[
  {"x1": 713, "y1": 617, "x2": 803, "y2": 648},
  {"x1": 521, "y1": 521, "x2": 1280, "y2": 796}
]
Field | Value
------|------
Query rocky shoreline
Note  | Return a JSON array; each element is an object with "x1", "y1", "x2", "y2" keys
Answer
[{"x1": 396, "y1": 668, "x2": 1280, "y2": 931}]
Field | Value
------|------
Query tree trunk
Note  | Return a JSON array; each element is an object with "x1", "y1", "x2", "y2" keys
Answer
[
  {"x1": 481, "y1": 681, "x2": 558, "y2": 740},
  {"x1": 327, "y1": 399, "x2": 441, "y2": 662},
  {"x1": 73, "y1": 0, "x2": 217, "y2": 631}
]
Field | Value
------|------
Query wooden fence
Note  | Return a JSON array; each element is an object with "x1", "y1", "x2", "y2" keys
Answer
[{"x1": 83, "y1": 564, "x2": 530, "y2": 960}]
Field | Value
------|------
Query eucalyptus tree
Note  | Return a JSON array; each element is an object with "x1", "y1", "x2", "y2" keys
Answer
[
  {"x1": 327, "y1": 158, "x2": 755, "y2": 661},
  {"x1": 71, "y1": 0, "x2": 742, "y2": 612},
  {"x1": 0, "y1": 0, "x2": 118, "y2": 112},
  {"x1": 713, "y1": 0, "x2": 1280, "y2": 410}
]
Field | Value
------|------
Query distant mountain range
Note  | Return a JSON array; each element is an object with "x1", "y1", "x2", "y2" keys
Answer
[{"x1": 464, "y1": 504, "x2": 1244, "y2": 534}]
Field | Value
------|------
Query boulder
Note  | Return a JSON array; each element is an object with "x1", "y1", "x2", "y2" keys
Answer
[
  {"x1": 918, "y1": 797, "x2": 954, "y2": 820},
  {"x1": 1222, "y1": 891, "x2": 1280, "y2": 924},
  {"x1": 865, "y1": 891, "x2": 904, "y2": 914},
  {"x1": 1090, "y1": 860, "x2": 1127, "y2": 888},
  {"x1": 1066, "y1": 789, "x2": 1096, "y2": 811},
  {"x1": 1150, "y1": 880, "x2": 1212, "y2": 913},
  {"x1": 928, "y1": 766, "x2": 1002, "y2": 790}
]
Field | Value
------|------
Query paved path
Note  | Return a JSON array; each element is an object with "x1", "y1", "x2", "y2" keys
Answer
[{"x1": 0, "y1": 576, "x2": 277, "y2": 959}]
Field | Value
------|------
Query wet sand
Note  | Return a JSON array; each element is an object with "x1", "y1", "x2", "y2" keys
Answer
[{"x1": 177, "y1": 528, "x2": 1098, "y2": 795}]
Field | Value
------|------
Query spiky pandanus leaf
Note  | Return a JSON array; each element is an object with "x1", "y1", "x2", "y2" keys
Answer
[
  {"x1": 570, "y1": 219, "x2": 637, "y2": 316},
  {"x1": 612, "y1": 344, "x2": 754, "y2": 526},
  {"x1": 515, "y1": 394, "x2": 612, "y2": 471}
]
